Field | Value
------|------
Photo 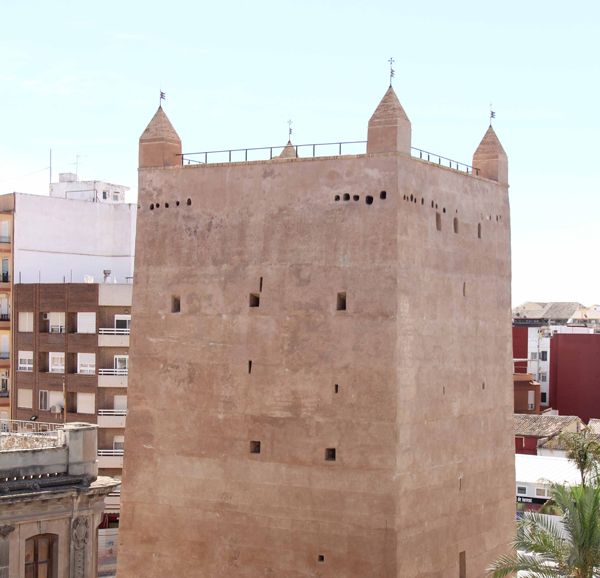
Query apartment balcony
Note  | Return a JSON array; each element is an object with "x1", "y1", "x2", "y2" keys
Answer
[
  {"x1": 97, "y1": 449, "x2": 123, "y2": 469},
  {"x1": 0, "y1": 274, "x2": 9, "y2": 290},
  {"x1": 0, "y1": 236, "x2": 11, "y2": 251},
  {"x1": 98, "y1": 369, "x2": 128, "y2": 388},
  {"x1": 98, "y1": 328, "x2": 130, "y2": 348},
  {"x1": 104, "y1": 487, "x2": 121, "y2": 512},
  {"x1": 0, "y1": 313, "x2": 9, "y2": 330},
  {"x1": 97, "y1": 409, "x2": 127, "y2": 428}
]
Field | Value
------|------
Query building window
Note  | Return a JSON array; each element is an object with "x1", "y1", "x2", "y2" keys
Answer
[
  {"x1": 540, "y1": 350, "x2": 548, "y2": 361},
  {"x1": 517, "y1": 486, "x2": 527, "y2": 495},
  {"x1": 530, "y1": 352, "x2": 538, "y2": 360},
  {"x1": 77, "y1": 312, "x2": 96, "y2": 334},
  {"x1": 541, "y1": 392, "x2": 547, "y2": 404},
  {"x1": 39, "y1": 390, "x2": 49, "y2": 411},
  {"x1": 77, "y1": 353, "x2": 96, "y2": 375},
  {"x1": 76, "y1": 392, "x2": 95, "y2": 414},
  {"x1": 47, "y1": 312, "x2": 65, "y2": 333},
  {"x1": 114, "y1": 355, "x2": 128, "y2": 374},
  {"x1": 17, "y1": 388, "x2": 33, "y2": 409},
  {"x1": 112, "y1": 192, "x2": 120, "y2": 202},
  {"x1": 18, "y1": 312, "x2": 33, "y2": 332},
  {"x1": 0, "y1": 370, "x2": 8, "y2": 397},
  {"x1": 539, "y1": 372, "x2": 547, "y2": 383},
  {"x1": 49, "y1": 352, "x2": 65, "y2": 373},
  {"x1": 18, "y1": 350, "x2": 33, "y2": 371},
  {"x1": 113, "y1": 435, "x2": 125, "y2": 451},
  {"x1": 535, "y1": 487, "x2": 547, "y2": 497},
  {"x1": 114, "y1": 314, "x2": 131, "y2": 330},
  {"x1": 25, "y1": 534, "x2": 57, "y2": 578},
  {"x1": 102, "y1": 191, "x2": 108, "y2": 200}
]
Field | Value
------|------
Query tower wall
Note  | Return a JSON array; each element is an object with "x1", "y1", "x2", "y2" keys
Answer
[{"x1": 118, "y1": 150, "x2": 514, "y2": 577}]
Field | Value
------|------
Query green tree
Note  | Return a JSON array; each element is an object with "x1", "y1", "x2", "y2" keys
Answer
[
  {"x1": 488, "y1": 484, "x2": 600, "y2": 578},
  {"x1": 559, "y1": 427, "x2": 600, "y2": 488}
]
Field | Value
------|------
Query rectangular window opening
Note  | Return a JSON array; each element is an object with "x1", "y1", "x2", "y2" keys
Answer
[
  {"x1": 317, "y1": 555, "x2": 325, "y2": 563},
  {"x1": 249, "y1": 293, "x2": 260, "y2": 308},
  {"x1": 259, "y1": 277, "x2": 263, "y2": 292},
  {"x1": 250, "y1": 440, "x2": 261, "y2": 454},
  {"x1": 325, "y1": 448, "x2": 336, "y2": 461},
  {"x1": 336, "y1": 292, "x2": 346, "y2": 311},
  {"x1": 334, "y1": 384, "x2": 339, "y2": 394},
  {"x1": 517, "y1": 486, "x2": 527, "y2": 495},
  {"x1": 171, "y1": 295, "x2": 181, "y2": 313},
  {"x1": 248, "y1": 360, "x2": 252, "y2": 374}
]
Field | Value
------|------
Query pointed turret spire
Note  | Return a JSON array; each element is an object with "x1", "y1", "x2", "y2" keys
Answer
[
  {"x1": 278, "y1": 140, "x2": 297, "y2": 159},
  {"x1": 139, "y1": 106, "x2": 182, "y2": 168},
  {"x1": 367, "y1": 86, "x2": 411, "y2": 154},
  {"x1": 472, "y1": 125, "x2": 508, "y2": 184}
]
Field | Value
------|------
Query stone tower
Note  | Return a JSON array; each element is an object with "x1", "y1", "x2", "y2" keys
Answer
[{"x1": 117, "y1": 88, "x2": 515, "y2": 577}]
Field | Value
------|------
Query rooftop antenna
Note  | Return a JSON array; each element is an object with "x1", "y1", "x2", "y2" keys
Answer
[
  {"x1": 489, "y1": 103, "x2": 496, "y2": 126},
  {"x1": 388, "y1": 57, "x2": 395, "y2": 87},
  {"x1": 159, "y1": 90, "x2": 166, "y2": 108},
  {"x1": 287, "y1": 119, "x2": 293, "y2": 142}
]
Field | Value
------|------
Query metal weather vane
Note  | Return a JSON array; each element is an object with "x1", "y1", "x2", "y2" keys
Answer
[
  {"x1": 489, "y1": 103, "x2": 496, "y2": 125},
  {"x1": 288, "y1": 119, "x2": 293, "y2": 142},
  {"x1": 389, "y1": 57, "x2": 395, "y2": 87},
  {"x1": 160, "y1": 90, "x2": 166, "y2": 107}
]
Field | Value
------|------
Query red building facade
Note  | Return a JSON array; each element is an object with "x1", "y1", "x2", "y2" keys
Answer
[
  {"x1": 550, "y1": 334, "x2": 600, "y2": 423},
  {"x1": 512, "y1": 326, "x2": 528, "y2": 373}
]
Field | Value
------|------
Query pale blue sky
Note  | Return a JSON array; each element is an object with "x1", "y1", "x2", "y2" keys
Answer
[{"x1": 1, "y1": 0, "x2": 599, "y2": 306}]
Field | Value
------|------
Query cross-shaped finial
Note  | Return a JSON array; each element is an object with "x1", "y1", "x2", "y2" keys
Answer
[
  {"x1": 288, "y1": 119, "x2": 293, "y2": 141},
  {"x1": 388, "y1": 57, "x2": 395, "y2": 86}
]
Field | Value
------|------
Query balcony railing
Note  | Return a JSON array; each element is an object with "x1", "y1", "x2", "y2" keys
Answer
[
  {"x1": 1, "y1": 418, "x2": 64, "y2": 434},
  {"x1": 97, "y1": 449, "x2": 124, "y2": 456},
  {"x1": 0, "y1": 352, "x2": 9, "y2": 360},
  {"x1": 0, "y1": 314, "x2": 9, "y2": 321},
  {"x1": 0, "y1": 273, "x2": 8, "y2": 283},
  {"x1": 180, "y1": 141, "x2": 479, "y2": 175},
  {"x1": 98, "y1": 368, "x2": 128, "y2": 376},
  {"x1": 98, "y1": 409, "x2": 128, "y2": 416},
  {"x1": 99, "y1": 327, "x2": 130, "y2": 335},
  {"x1": 0, "y1": 236, "x2": 10, "y2": 244}
]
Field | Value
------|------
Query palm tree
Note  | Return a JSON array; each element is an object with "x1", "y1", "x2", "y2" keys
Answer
[
  {"x1": 488, "y1": 484, "x2": 600, "y2": 577},
  {"x1": 559, "y1": 427, "x2": 600, "y2": 488}
]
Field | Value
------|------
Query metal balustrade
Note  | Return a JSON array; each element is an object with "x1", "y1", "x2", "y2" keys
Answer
[
  {"x1": 98, "y1": 409, "x2": 128, "y2": 416},
  {"x1": 98, "y1": 328, "x2": 130, "y2": 335},
  {"x1": 98, "y1": 368, "x2": 128, "y2": 376},
  {"x1": 97, "y1": 449, "x2": 124, "y2": 456},
  {"x1": 180, "y1": 141, "x2": 478, "y2": 175}
]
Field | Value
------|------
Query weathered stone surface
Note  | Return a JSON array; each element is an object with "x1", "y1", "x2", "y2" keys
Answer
[{"x1": 118, "y1": 92, "x2": 514, "y2": 577}]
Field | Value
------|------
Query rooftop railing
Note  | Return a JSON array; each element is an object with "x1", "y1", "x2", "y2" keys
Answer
[
  {"x1": 0, "y1": 419, "x2": 65, "y2": 451},
  {"x1": 180, "y1": 141, "x2": 478, "y2": 175}
]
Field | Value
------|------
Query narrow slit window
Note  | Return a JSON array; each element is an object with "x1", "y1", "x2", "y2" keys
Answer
[
  {"x1": 336, "y1": 292, "x2": 347, "y2": 311},
  {"x1": 436, "y1": 212, "x2": 442, "y2": 231},
  {"x1": 249, "y1": 293, "x2": 260, "y2": 308},
  {"x1": 462, "y1": 282, "x2": 466, "y2": 297},
  {"x1": 248, "y1": 360, "x2": 252, "y2": 374},
  {"x1": 453, "y1": 217, "x2": 459, "y2": 234},
  {"x1": 250, "y1": 440, "x2": 261, "y2": 454},
  {"x1": 325, "y1": 448, "x2": 336, "y2": 461},
  {"x1": 259, "y1": 277, "x2": 263, "y2": 292},
  {"x1": 478, "y1": 223, "x2": 482, "y2": 239},
  {"x1": 334, "y1": 384, "x2": 339, "y2": 394},
  {"x1": 459, "y1": 551, "x2": 466, "y2": 578},
  {"x1": 171, "y1": 296, "x2": 181, "y2": 313}
]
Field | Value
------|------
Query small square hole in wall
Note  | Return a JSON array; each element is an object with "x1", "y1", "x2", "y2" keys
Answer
[
  {"x1": 171, "y1": 296, "x2": 181, "y2": 313},
  {"x1": 318, "y1": 555, "x2": 325, "y2": 563},
  {"x1": 249, "y1": 293, "x2": 260, "y2": 307},
  {"x1": 325, "y1": 448, "x2": 336, "y2": 461},
  {"x1": 250, "y1": 440, "x2": 261, "y2": 454},
  {"x1": 336, "y1": 292, "x2": 346, "y2": 311},
  {"x1": 380, "y1": 191, "x2": 387, "y2": 200}
]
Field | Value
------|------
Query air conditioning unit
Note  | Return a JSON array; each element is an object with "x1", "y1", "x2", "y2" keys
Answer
[{"x1": 50, "y1": 405, "x2": 63, "y2": 415}]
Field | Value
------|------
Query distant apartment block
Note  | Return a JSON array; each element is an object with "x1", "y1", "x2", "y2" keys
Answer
[
  {"x1": 0, "y1": 177, "x2": 136, "y2": 418},
  {"x1": 11, "y1": 282, "x2": 131, "y2": 526}
]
